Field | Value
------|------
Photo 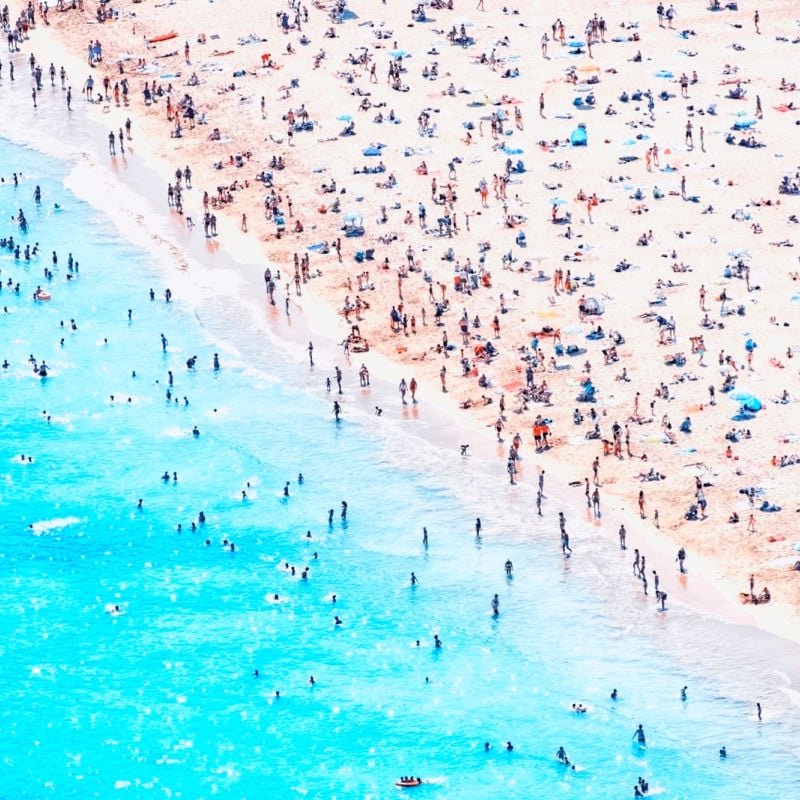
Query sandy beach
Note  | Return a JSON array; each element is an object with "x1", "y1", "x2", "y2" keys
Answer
[{"x1": 10, "y1": 0, "x2": 800, "y2": 641}]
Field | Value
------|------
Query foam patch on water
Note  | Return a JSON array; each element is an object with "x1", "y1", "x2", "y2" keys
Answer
[{"x1": 29, "y1": 516, "x2": 83, "y2": 535}]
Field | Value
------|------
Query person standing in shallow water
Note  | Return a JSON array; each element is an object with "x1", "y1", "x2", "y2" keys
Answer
[{"x1": 633, "y1": 724, "x2": 646, "y2": 746}]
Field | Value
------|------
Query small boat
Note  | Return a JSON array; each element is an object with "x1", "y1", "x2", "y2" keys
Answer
[
  {"x1": 148, "y1": 31, "x2": 178, "y2": 45},
  {"x1": 395, "y1": 777, "x2": 423, "y2": 788}
]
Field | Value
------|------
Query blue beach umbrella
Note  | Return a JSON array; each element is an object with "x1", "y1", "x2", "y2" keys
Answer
[{"x1": 729, "y1": 392, "x2": 762, "y2": 411}]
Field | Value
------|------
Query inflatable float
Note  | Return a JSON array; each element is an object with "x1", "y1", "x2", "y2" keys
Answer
[
  {"x1": 33, "y1": 288, "x2": 51, "y2": 301},
  {"x1": 395, "y1": 777, "x2": 422, "y2": 788},
  {"x1": 147, "y1": 31, "x2": 178, "y2": 45}
]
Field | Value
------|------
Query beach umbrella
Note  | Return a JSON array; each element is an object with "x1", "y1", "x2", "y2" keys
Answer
[
  {"x1": 729, "y1": 392, "x2": 762, "y2": 411},
  {"x1": 388, "y1": 49, "x2": 409, "y2": 58},
  {"x1": 550, "y1": 198, "x2": 568, "y2": 206}
]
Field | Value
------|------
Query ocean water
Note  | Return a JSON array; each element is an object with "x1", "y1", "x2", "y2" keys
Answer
[{"x1": 0, "y1": 73, "x2": 799, "y2": 800}]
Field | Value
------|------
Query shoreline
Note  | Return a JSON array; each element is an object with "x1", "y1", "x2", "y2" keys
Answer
[{"x1": 6, "y1": 1, "x2": 800, "y2": 649}]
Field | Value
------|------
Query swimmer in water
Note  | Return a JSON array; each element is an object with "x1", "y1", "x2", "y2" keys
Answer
[
  {"x1": 610, "y1": 688, "x2": 618, "y2": 700},
  {"x1": 633, "y1": 724, "x2": 646, "y2": 746},
  {"x1": 556, "y1": 746, "x2": 570, "y2": 764}
]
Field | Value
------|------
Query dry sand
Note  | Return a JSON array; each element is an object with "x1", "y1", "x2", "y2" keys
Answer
[{"x1": 14, "y1": 0, "x2": 800, "y2": 639}]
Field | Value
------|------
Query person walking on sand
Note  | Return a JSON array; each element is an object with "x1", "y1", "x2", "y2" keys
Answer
[
  {"x1": 753, "y1": 9, "x2": 760, "y2": 34},
  {"x1": 638, "y1": 490, "x2": 646, "y2": 519},
  {"x1": 440, "y1": 365, "x2": 447, "y2": 392},
  {"x1": 476, "y1": 0, "x2": 485, "y2": 9},
  {"x1": 410, "y1": 377, "x2": 418, "y2": 402}
]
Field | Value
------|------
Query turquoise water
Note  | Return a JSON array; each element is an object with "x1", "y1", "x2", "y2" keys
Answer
[{"x1": 0, "y1": 107, "x2": 799, "y2": 800}]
